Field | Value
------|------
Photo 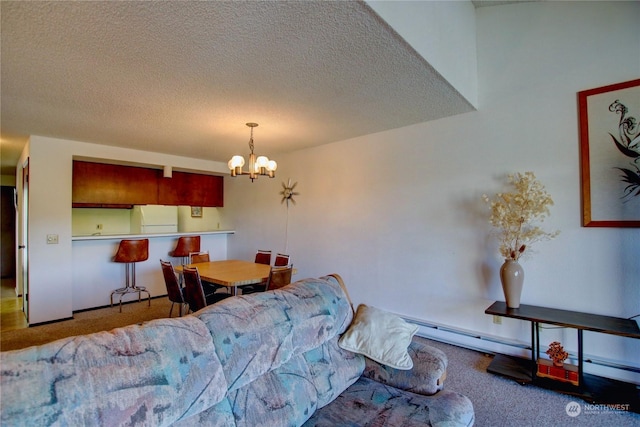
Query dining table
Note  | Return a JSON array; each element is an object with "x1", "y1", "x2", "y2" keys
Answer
[{"x1": 174, "y1": 259, "x2": 274, "y2": 296}]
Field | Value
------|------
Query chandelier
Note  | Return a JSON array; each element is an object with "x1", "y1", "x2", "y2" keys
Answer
[{"x1": 228, "y1": 123, "x2": 277, "y2": 182}]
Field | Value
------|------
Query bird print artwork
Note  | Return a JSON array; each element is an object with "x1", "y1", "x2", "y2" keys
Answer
[
  {"x1": 280, "y1": 179, "x2": 299, "y2": 207},
  {"x1": 609, "y1": 99, "x2": 640, "y2": 199}
]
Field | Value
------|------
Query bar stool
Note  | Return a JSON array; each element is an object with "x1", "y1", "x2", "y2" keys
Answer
[
  {"x1": 170, "y1": 236, "x2": 201, "y2": 266},
  {"x1": 111, "y1": 239, "x2": 151, "y2": 312}
]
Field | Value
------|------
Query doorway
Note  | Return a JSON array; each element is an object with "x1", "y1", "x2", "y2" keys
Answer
[
  {"x1": 0, "y1": 186, "x2": 16, "y2": 279},
  {"x1": 1, "y1": 181, "x2": 27, "y2": 331}
]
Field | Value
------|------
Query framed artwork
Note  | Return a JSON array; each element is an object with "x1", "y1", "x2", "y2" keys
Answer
[
  {"x1": 578, "y1": 78, "x2": 640, "y2": 227},
  {"x1": 190, "y1": 206, "x2": 202, "y2": 218}
]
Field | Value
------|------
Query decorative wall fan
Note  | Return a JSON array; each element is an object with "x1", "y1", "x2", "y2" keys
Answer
[{"x1": 280, "y1": 179, "x2": 299, "y2": 207}]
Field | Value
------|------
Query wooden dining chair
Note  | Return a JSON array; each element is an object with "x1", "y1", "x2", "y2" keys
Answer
[
  {"x1": 266, "y1": 265, "x2": 293, "y2": 291},
  {"x1": 243, "y1": 250, "x2": 272, "y2": 294},
  {"x1": 254, "y1": 250, "x2": 272, "y2": 265},
  {"x1": 182, "y1": 266, "x2": 231, "y2": 313},
  {"x1": 188, "y1": 251, "x2": 228, "y2": 295},
  {"x1": 189, "y1": 251, "x2": 210, "y2": 264},
  {"x1": 274, "y1": 253, "x2": 290, "y2": 267},
  {"x1": 159, "y1": 259, "x2": 187, "y2": 317}
]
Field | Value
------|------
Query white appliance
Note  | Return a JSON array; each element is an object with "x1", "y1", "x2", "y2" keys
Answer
[{"x1": 131, "y1": 205, "x2": 178, "y2": 234}]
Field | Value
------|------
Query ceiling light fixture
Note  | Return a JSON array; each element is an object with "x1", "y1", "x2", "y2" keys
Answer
[{"x1": 228, "y1": 123, "x2": 277, "y2": 182}]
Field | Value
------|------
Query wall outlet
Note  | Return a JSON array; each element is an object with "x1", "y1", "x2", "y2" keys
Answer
[
  {"x1": 46, "y1": 234, "x2": 59, "y2": 244},
  {"x1": 493, "y1": 315, "x2": 502, "y2": 325}
]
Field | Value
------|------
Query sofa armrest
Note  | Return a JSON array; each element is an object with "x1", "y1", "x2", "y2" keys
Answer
[{"x1": 361, "y1": 339, "x2": 447, "y2": 396}]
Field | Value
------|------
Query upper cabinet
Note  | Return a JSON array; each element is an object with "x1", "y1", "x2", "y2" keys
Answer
[
  {"x1": 72, "y1": 161, "x2": 223, "y2": 208},
  {"x1": 158, "y1": 171, "x2": 223, "y2": 207},
  {"x1": 72, "y1": 161, "x2": 159, "y2": 207}
]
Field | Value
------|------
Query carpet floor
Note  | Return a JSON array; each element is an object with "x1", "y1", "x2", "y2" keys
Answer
[
  {"x1": 0, "y1": 297, "x2": 176, "y2": 351},
  {"x1": 417, "y1": 337, "x2": 640, "y2": 427}
]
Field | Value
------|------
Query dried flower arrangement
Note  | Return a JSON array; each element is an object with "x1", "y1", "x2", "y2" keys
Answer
[
  {"x1": 546, "y1": 341, "x2": 569, "y2": 366},
  {"x1": 483, "y1": 172, "x2": 559, "y2": 261}
]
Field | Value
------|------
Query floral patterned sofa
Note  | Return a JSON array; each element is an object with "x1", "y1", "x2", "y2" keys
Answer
[{"x1": 1, "y1": 274, "x2": 474, "y2": 426}]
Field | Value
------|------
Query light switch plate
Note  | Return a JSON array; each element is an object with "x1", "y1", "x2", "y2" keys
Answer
[{"x1": 46, "y1": 234, "x2": 59, "y2": 244}]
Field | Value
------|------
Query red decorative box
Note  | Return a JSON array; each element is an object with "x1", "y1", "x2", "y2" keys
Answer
[{"x1": 536, "y1": 359, "x2": 579, "y2": 386}]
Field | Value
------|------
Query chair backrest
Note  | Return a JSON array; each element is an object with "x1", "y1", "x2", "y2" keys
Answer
[
  {"x1": 274, "y1": 253, "x2": 290, "y2": 267},
  {"x1": 266, "y1": 266, "x2": 293, "y2": 291},
  {"x1": 171, "y1": 236, "x2": 201, "y2": 257},
  {"x1": 114, "y1": 239, "x2": 149, "y2": 263},
  {"x1": 254, "y1": 250, "x2": 272, "y2": 265},
  {"x1": 160, "y1": 260, "x2": 183, "y2": 304},
  {"x1": 189, "y1": 251, "x2": 210, "y2": 264},
  {"x1": 182, "y1": 266, "x2": 207, "y2": 312}
]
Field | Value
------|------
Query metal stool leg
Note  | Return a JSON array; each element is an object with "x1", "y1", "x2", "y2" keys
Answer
[{"x1": 110, "y1": 262, "x2": 151, "y2": 312}]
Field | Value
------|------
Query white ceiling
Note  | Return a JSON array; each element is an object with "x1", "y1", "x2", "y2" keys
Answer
[{"x1": 0, "y1": 1, "x2": 479, "y2": 175}]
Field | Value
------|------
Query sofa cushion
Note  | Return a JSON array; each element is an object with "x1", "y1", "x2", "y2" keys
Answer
[
  {"x1": 302, "y1": 336, "x2": 364, "y2": 409},
  {"x1": 338, "y1": 304, "x2": 419, "y2": 370},
  {"x1": 303, "y1": 376, "x2": 475, "y2": 427},
  {"x1": 195, "y1": 277, "x2": 353, "y2": 393},
  {"x1": 362, "y1": 339, "x2": 448, "y2": 396},
  {"x1": 178, "y1": 337, "x2": 364, "y2": 427},
  {"x1": 0, "y1": 316, "x2": 225, "y2": 427},
  {"x1": 244, "y1": 337, "x2": 366, "y2": 427}
]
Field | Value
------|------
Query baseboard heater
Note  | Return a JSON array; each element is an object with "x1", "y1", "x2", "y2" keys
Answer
[{"x1": 404, "y1": 316, "x2": 640, "y2": 376}]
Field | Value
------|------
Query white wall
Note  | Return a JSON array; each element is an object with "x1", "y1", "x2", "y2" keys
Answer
[{"x1": 223, "y1": 2, "x2": 640, "y2": 380}]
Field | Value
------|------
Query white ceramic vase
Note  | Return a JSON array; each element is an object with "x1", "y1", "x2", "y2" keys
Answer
[{"x1": 500, "y1": 259, "x2": 524, "y2": 308}]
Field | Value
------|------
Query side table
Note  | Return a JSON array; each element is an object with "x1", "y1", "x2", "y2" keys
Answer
[{"x1": 485, "y1": 301, "x2": 640, "y2": 413}]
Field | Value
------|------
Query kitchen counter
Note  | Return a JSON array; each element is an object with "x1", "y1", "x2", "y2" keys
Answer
[{"x1": 72, "y1": 230, "x2": 235, "y2": 241}]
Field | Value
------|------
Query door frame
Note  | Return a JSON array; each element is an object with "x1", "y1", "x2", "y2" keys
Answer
[{"x1": 17, "y1": 159, "x2": 29, "y2": 323}]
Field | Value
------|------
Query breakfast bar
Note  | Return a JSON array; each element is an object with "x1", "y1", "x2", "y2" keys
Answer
[{"x1": 71, "y1": 231, "x2": 234, "y2": 311}]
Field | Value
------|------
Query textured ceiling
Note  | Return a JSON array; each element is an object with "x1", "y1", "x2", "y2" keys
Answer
[{"x1": 0, "y1": 1, "x2": 475, "y2": 175}]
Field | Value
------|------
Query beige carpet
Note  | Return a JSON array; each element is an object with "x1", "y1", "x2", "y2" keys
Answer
[
  {"x1": 0, "y1": 297, "x2": 177, "y2": 351},
  {"x1": 421, "y1": 337, "x2": 640, "y2": 426}
]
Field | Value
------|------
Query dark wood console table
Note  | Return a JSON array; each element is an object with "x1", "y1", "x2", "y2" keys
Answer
[{"x1": 485, "y1": 301, "x2": 640, "y2": 412}]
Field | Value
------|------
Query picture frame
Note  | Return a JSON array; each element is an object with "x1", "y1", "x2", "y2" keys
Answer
[
  {"x1": 190, "y1": 206, "x2": 202, "y2": 218},
  {"x1": 578, "y1": 78, "x2": 640, "y2": 227}
]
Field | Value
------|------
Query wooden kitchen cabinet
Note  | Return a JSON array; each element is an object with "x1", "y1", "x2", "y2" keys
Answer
[
  {"x1": 72, "y1": 161, "x2": 159, "y2": 207},
  {"x1": 72, "y1": 161, "x2": 224, "y2": 207},
  {"x1": 158, "y1": 172, "x2": 223, "y2": 207}
]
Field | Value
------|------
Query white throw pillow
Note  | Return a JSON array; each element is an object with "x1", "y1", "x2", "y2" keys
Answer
[{"x1": 338, "y1": 304, "x2": 419, "y2": 370}]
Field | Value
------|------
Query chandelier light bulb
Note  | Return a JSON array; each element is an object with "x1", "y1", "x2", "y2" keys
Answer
[
  {"x1": 256, "y1": 156, "x2": 269, "y2": 168},
  {"x1": 230, "y1": 155, "x2": 245, "y2": 168}
]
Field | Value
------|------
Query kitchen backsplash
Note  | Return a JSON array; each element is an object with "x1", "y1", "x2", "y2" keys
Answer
[
  {"x1": 177, "y1": 206, "x2": 222, "y2": 232},
  {"x1": 72, "y1": 206, "x2": 224, "y2": 236}
]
